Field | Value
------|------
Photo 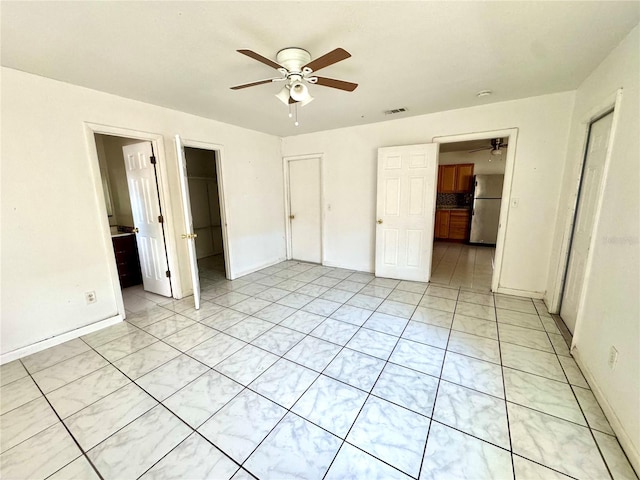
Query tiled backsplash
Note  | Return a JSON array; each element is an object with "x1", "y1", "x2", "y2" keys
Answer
[{"x1": 437, "y1": 193, "x2": 471, "y2": 207}]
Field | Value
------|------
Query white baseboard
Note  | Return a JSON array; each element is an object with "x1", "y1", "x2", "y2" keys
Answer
[
  {"x1": 322, "y1": 260, "x2": 373, "y2": 273},
  {"x1": 572, "y1": 346, "x2": 640, "y2": 474},
  {"x1": 0, "y1": 315, "x2": 123, "y2": 365},
  {"x1": 232, "y1": 257, "x2": 287, "y2": 280},
  {"x1": 494, "y1": 286, "x2": 544, "y2": 299}
]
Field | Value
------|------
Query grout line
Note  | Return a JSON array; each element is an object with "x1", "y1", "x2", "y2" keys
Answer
[
  {"x1": 17, "y1": 360, "x2": 106, "y2": 480},
  {"x1": 7, "y1": 261, "x2": 623, "y2": 480},
  {"x1": 215, "y1": 264, "x2": 620, "y2": 478},
  {"x1": 511, "y1": 453, "x2": 581, "y2": 480},
  {"x1": 321, "y1": 284, "x2": 426, "y2": 479},
  {"x1": 417, "y1": 287, "x2": 459, "y2": 479},
  {"x1": 74, "y1": 341, "x2": 244, "y2": 479},
  {"x1": 494, "y1": 291, "x2": 516, "y2": 480},
  {"x1": 541, "y1": 319, "x2": 616, "y2": 480}
]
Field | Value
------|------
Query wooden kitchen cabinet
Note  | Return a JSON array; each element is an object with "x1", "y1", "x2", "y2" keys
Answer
[
  {"x1": 438, "y1": 165, "x2": 457, "y2": 193},
  {"x1": 449, "y1": 210, "x2": 470, "y2": 240},
  {"x1": 456, "y1": 164, "x2": 474, "y2": 193},
  {"x1": 435, "y1": 209, "x2": 470, "y2": 241},
  {"x1": 437, "y1": 164, "x2": 474, "y2": 193},
  {"x1": 435, "y1": 210, "x2": 451, "y2": 239}
]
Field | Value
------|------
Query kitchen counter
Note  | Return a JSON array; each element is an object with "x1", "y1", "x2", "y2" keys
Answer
[
  {"x1": 436, "y1": 206, "x2": 471, "y2": 210},
  {"x1": 111, "y1": 232, "x2": 134, "y2": 238}
]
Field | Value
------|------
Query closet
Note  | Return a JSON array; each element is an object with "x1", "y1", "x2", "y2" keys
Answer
[{"x1": 184, "y1": 147, "x2": 224, "y2": 262}]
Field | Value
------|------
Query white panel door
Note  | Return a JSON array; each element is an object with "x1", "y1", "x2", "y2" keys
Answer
[
  {"x1": 175, "y1": 135, "x2": 200, "y2": 310},
  {"x1": 288, "y1": 157, "x2": 322, "y2": 263},
  {"x1": 375, "y1": 144, "x2": 438, "y2": 281},
  {"x1": 561, "y1": 112, "x2": 614, "y2": 333},
  {"x1": 122, "y1": 142, "x2": 172, "y2": 297}
]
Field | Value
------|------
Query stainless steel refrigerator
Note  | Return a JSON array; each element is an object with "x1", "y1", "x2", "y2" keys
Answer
[{"x1": 469, "y1": 174, "x2": 504, "y2": 245}]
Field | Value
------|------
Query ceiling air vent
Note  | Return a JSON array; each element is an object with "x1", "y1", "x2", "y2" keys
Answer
[{"x1": 384, "y1": 108, "x2": 408, "y2": 115}]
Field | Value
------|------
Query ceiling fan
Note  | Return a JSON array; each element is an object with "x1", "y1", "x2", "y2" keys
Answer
[
  {"x1": 469, "y1": 138, "x2": 509, "y2": 156},
  {"x1": 230, "y1": 47, "x2": 357, "y2": 123}
]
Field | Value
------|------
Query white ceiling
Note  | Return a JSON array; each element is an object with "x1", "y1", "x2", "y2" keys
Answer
[{"x1": 2, "y1": 1, "x2": 638, "y2": 137}]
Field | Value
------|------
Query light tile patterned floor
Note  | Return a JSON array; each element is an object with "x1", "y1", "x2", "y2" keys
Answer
[
  {"x1": 1, "y1": 260, "x2": 637, "y2": 480},
  {"x1": 431, "y1": 242, "x2": 495, "y2": 290}
]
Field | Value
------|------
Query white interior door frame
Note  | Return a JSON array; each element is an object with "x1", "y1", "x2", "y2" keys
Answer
[
  {"x1": 84, "y1": 122, "x2": 181, "y2": 316},
  {"x1": 432, "y1": 128, "x2": 519, "y2": 293},
  {"x1": 283, "y1": 153, "x2": 325, "y2": 263},
  {"x1": 548, "y1": 89, "x2": 623, "y2": 321},
  {"x1": 179, "y1": 138, "x2": 233, "y2": 280}
]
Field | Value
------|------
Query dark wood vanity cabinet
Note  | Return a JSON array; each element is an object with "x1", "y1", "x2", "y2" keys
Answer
[{"x1": 112, "y1": 234, "x2": 143, "y2": 288}]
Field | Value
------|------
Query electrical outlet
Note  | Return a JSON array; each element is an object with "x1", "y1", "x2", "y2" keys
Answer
[
  {"x1": 608, "y1": 346, "x2": 618, "y2": 370},
  {"x1": 85, "y1": 291, "x2": 97, "y2": 304}
]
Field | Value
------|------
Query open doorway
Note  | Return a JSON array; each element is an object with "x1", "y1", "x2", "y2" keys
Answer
[
  {"x1": 433, "y1": 130, "x2": 516, "y2": 292},
  {"x1": 183, "y1": 146, "x2": 227, "y2": 285},
  {"x1": 94, "y1": 133, "x2": 173, "y2": 299}
]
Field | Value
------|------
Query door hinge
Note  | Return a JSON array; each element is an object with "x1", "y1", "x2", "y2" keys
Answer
[
  {"x1": 150, "y1": 155, "x2": 157, "y2": 165},
  {"x1": 158, "y1": 215, "x2": 164, "y2": 223},
  {"x1": 166, "y1": 270, "x2": 171, "y2": 278}
]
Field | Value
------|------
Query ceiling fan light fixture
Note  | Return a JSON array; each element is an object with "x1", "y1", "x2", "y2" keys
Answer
[
  {"x1": 276, "y1": 48, "x2": 311, "y2": 72},
  {"x1": 290, "y1": 81, "x2": 310, "y2": 102},
  {"x1": 275, "y1": 85, "x2": 290, "y2": 105},
  {"x1": 491, "y1": 148, "x2": 503, "y2": 156},
  {"x1": 233, "y1": 47, "x2": 358, "y2": 126},
  {"x1": 298, "y1": 95, "x2": 314, "y2": 107}
]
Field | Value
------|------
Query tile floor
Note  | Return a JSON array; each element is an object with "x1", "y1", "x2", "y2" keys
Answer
[
  {"x1": 1, "y1": 260, "x2": 638, "y2": 480},
  {"x1": 431, "y1": 242, "x2": 495, "y2": 290}
]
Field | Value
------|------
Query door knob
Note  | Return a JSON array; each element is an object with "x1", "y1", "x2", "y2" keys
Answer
[
  {"x1": 377, "y1": 219, "x2": 383, "y2": 224},
  {"x1": 132, "y1": 227, "x2": 139, "y2": 233},
  {"x1": 289, "y1": 215, "x2": 295, "y2": 220}
]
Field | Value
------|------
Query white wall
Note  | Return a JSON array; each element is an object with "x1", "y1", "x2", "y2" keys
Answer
[
  {"x1": 438, "y1": 150, "x2": 507, "y2": 175},
  {"x1": 1, "y1": 67, "x2": 285, "y2": 356},
  {"x1": 546, "y1": 26, "x2": 640, "y2": 469},
  {"x1": 282, "y1": 92, "x2": 575, "y2": 295}
]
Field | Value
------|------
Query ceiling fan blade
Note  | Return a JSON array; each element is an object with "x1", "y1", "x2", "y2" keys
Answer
[
  {"x1": 314, "y1": 76, "x2": 358, "y2": 92},
  {"x1": 289, "y1": 97, "x2": 297, "y2": 104},
  {"x1": 303, "y1": 48, "x2": 351, "y2": 72},
  {"x1": 237, "y1": 49, "x2": 282, "y2": 70},
  {"x1": 230, "y1": 79, "x2": 276, "y2": 90},
  {"x1": 468, "y1": 147, "x2": 492, "y2": 153}
]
